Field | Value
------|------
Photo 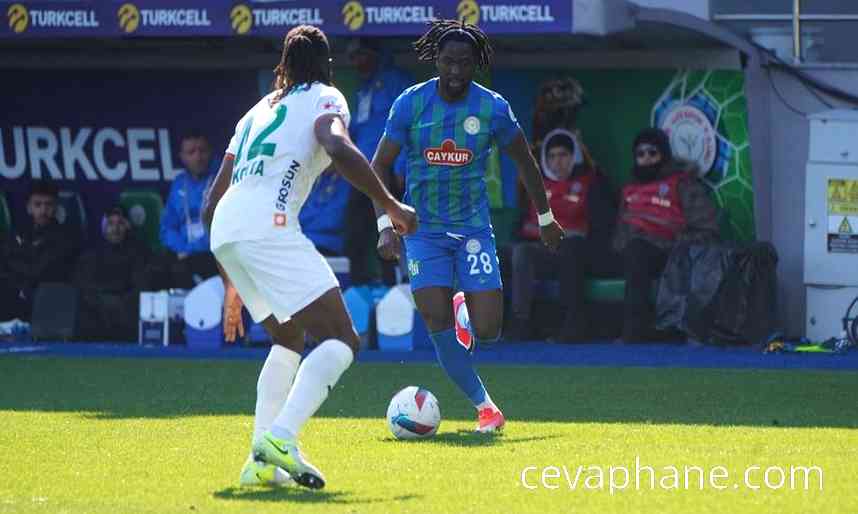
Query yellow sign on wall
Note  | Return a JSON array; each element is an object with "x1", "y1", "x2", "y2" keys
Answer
[
  {"x1": 827, "y1": 179, "x2": 858, "y2": 253},
  {"x1": 828, "y1": 179, "x2": 858, "y2": 215}
]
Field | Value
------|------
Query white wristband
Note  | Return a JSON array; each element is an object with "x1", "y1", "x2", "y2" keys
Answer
[
  {"x1": 377, "y1": 214, "x2": 393, "y2": 233},
  {"x1": 537, "y1": 210, "x2": 555, "y2": 227}
]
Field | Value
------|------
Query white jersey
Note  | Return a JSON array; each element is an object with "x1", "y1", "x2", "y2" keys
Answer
[{"x1": 210, "y1": 82, "x2": 350, "y2": 251}]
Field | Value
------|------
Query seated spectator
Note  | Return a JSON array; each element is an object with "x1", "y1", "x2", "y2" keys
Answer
[
  {"x1": 508, "y1": 130, "x2": 618, "y2": 342},
  {"x1": 158, "y1": 132, "x2": 219, "y2": 289},
  {"x1": 0, "y1": 181, "x2": 80, "y2": 321},
  {"x1": 73, "y1": 205, "x2": 151, "y2": 341},
  {"x1": 299, "y1": 169, "x2": 352, "y2": 256},
  {"x1": 614, "y1": 128, "x2": 720, "y2": 342}
]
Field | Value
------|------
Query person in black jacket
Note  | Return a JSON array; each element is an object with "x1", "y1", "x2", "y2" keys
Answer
[
  {"x1": 73, "y1": 204, "x2": 152, "y2": 341},
  {"x1": 0, "y1": 181, "x2": 80, "y2": 321}
]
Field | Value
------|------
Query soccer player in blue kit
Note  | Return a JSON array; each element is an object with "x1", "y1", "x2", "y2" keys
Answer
[{"x1": 371, "y1": 20, "x2": 565, "y2": 432}]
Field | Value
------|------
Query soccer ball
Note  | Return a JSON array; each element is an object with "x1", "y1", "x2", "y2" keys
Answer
[{"x1": 386, "y1": 386, "x2": 441, "y2": 440}]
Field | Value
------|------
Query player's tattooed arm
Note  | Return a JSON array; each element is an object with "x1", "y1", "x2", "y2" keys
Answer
[
  {"x1": 202, "y1": 153, "x2": 235, "y2": 230},
  {"x1": 504, "y1": 130, "x2": 564, "y2": 251}
]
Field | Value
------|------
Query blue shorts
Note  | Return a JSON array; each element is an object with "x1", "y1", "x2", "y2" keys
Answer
[{"x1": 403, "y1": 227, "x2": 503, "y2": 293}]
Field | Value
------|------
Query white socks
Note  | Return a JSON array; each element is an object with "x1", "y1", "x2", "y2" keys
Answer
[
  {"x1": 251, "y1": 345, "x2": 301, "y2": 446},
  {"x1": 271, "y1": 339, "x2": 354, "y2": 440}
]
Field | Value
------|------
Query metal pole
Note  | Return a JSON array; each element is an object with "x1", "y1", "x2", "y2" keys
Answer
[{"x1": 793, "y1": 0, "x2": 802, "y2": 63}]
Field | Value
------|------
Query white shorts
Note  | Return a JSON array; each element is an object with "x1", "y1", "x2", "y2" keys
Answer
[{"x1": 213, "y1": 234, "x2": 339, "y2": 324}]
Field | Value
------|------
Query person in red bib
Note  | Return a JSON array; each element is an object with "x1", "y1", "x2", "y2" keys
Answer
[
  {"x1": 614, "y1": 128, "x2": 719, "y2": 342},
  {"x1": 509, "y1": 129, "x2": 618, "y2": 342}
]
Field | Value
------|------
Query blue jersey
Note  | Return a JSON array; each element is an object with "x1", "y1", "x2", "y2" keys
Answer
[{"x1": 383, "y1": 78, "x2": 521, "y2": 234}]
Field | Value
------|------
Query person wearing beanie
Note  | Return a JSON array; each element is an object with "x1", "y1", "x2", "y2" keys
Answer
[
  {"x1": 72, "y1": 203, "x2": 152, "y2": 340},
  {"x1": 614, "y1": 127, "x2": 720, "y2": 342},
  {"x1": 509, "y1": 129, "x2": 619, "y2": 342}
]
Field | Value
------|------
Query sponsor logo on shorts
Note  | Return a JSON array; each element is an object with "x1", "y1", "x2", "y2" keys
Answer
[
  {"x1": 466, "y1": 238, "x2": 482, "y2": 254},
  {"x1": 408, "y1": 259, "x2": 420, "y2": 277},
  {"x1": 424, "y1": 139, "x2": 473, "y2": 167}
]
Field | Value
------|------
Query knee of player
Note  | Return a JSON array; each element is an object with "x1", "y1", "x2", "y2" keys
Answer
[
  {"x1": 334, "y1": 329, "x2": 361, "y2": 355},
  {"x1": 271, "y1": 338, "x2": 304, "y2": 354}
]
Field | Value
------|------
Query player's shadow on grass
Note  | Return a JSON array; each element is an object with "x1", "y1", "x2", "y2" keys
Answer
[
  {"x1": 213, "y1": 487, "x2": 421, "y2": 505},
  {"x1": 381, "y1": 432, "x2": 561, "y2": 447}
]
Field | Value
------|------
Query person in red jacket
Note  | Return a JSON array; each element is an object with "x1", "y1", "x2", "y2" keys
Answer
[
  {"x1": 614, "y1": 128, "x2": 720, "y2": 342},
  {"x1": 509, "y1": 129, "x2": 618, "y2": 342}
]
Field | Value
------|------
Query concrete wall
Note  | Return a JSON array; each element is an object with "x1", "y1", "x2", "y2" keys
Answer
[{"x1": 763, "y1": 65, "x2": 858, "y2": 336}]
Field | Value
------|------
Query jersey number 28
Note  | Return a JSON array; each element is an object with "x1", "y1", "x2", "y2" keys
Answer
[{"x1": 467, "y1": 252, "x2": 494, "y2": 275}]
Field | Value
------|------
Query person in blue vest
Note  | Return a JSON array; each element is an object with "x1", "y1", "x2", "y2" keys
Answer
[
  {"x1": 158, "y1": 131, "x2": 220, "y2": 289},
  {"x1": 344, "y1": 38, "x2": 412, "y2": 284}
]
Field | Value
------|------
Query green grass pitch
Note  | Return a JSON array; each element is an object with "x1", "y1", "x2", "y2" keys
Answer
[{"x1": 1, "y1": 356, "x2": 857, "y2": 513}]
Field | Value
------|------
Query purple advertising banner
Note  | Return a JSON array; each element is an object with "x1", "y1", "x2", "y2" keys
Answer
[
  {"x1": 1, "y1": 2, "x2": 111, "y2": 38},
  {"x1": 2, "y1": 0, "x2": 572, "y2": 38},
  {"x1": 111, "y1": 1, "x2": 232, "y2": 37},
  {"x1": 1, "y1": 70, "x2": 259, "y2": 242}
]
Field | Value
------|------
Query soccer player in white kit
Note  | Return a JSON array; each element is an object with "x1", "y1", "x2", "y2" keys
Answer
[{"x1": 203, "y1": 25, "x2": 417, "y2": 490}]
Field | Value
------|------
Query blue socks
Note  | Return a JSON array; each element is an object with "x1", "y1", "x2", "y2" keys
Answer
[{"x1": 430, "y1": 328, "x2": 487, "y2": 406}]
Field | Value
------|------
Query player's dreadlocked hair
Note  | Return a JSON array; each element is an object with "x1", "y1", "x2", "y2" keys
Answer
[
  {"x1": 270, "y1": 25, "x2": 332, "y2": 106},
  {"x1": 413, "y1": 19, "x2": 493, "y2": 69}
]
